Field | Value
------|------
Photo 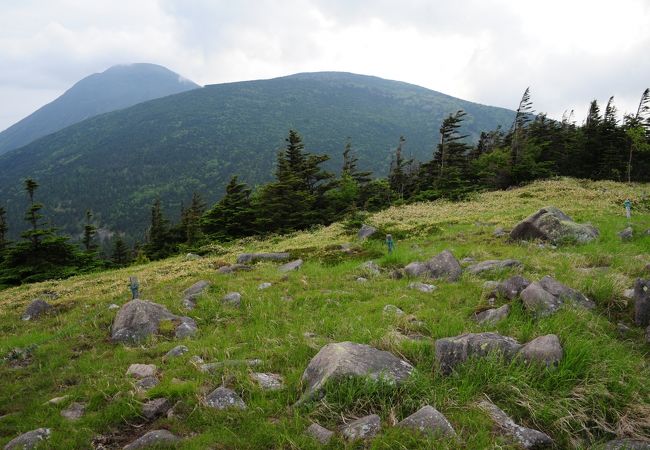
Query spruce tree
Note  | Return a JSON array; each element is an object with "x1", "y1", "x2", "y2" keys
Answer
[
  {"x1": 82, "y1": 210, "x2": 98, "y2": 252},
  {"x1": 510, "y1": 87, "x2": 534, "y2": 167},
  {"x1": 145, "y1": 198, "x2": 172, "y2": 260},
  {"x1": 388, "y1": 136, "x2": 410, "y2": 200},
  {"x1": 202, "y1": 176, "x2": 255, "y2": 239},
  {"x1": 0, "y1": 206, "x2": 7, "y2": 255},
  {"x1": 342, "y1": 139, "x2": 372, "y2": 185},
  {"x1": 180, "y1": 192, "x2": 206, "y2": 246},
  {"x1": 111, "y1": 235, "x2": 130, "y2": 267}
]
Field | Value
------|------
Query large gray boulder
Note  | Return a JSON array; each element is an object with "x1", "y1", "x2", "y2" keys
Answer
[
  {"x1": 405, "y1": 250, "x2": 462, "y2": 281},
  {"x1": 306, "y1": 423, "x2": 334, "y2": 445},
  {"x1": 357, "y1": 224, "x2": 377, "y2": 240},
  {"x1": 122, "y1": 430, "x2": 181, "y2": 450},
  {"x1": 478, "y1": 400, "x2": 553, "y2": 449},
  {"x1": 634, "y1": 279, "x2": 650, "y2": 327},
  {"x1": 510, "y1": 206, "x2": 598, "y2": 244},
  {"x1": 236, "y1": 252, "x2": 290, "y2": 264},
  {"x1": 466, "y1": 259, "x2": 522, "y2": 275},
  {"x1": 435, "y1": 332, "x2": 522, "y2": 375},
  {"x1": 279, "y1": 259, "x2": 303, "y2": 272},
  {"x1": 396, "y1": 405, "x2": 456, "y2": 437},
  {"x1": 21, "y1": 299, "x2": 54, "y2": 321},
  {"x1": 4, "y1": 428, "x2": 51, "y2": 450},
  {"x1": 539, "y1": 276, "x2": 595, "y2": 309},
  {"x1": 341, "y1": 414, "x2": 381, "y2": 441},
  {"x1": 518, "y1": 334, "x2": 563, "y2": 367},
  {"x1": 521, "y1": 277, "x2": 594, "y2": 317},
  {"x1": 111, "y1": 300, "x2": 197, "y2": 344},
  {"x1": 300, "y1": 342, "x2": 414, "y2": 399}
]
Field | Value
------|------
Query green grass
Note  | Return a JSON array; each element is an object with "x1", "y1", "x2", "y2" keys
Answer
[{"x1": 1, "y1": 178, "x2": 650, "y2": 449}]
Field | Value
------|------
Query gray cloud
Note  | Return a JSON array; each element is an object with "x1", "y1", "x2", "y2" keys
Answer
[{"x1": 1, "y1": 0, "x2": 648, "y2": 130}]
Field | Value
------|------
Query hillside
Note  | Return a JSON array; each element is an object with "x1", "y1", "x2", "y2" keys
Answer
[
  {"x1": 0, "y1": 63, "x2": 199, "y2": 155},
  {"x1": 0, "y1": 71, "x2": 514, "y2": 240},
  {"x1": 1, "y1": 178, "x2": 650, "y2": 449}
]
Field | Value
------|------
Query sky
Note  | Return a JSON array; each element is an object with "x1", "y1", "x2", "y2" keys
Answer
[{"x1": 1, "y1": 0, "x2": 649, "y2": 131}]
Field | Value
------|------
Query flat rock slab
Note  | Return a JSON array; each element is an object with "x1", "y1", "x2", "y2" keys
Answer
[
  {"x1": 126, "y1": 364, "x2": 157, "y2": 379},
  {"x1": 142, "y1": 398, "x2": 171, "y2": 420},
  {"x1": 383, "y1": 304, "x2": 405, "y2": 316},
  {"x1": 217, "y1": 264, "x2": 252, "y2": 274},
  {"x1": 634, "y1": 279, "x2": 650, "y2": 327},
  {"x1": 306, "y1": 423, "x2": 334, "y2": 445},
  {"x1": 435, "y1": 332, "x2": 522, "y2": 375},
  {"x1": 405, "y1": 250, "x2": 462, "y2": 281},
  {"x1": 60, "y1": 402, "x2": 85, "y2": 421},
  {"x1": 123, "y1": 430, "x2": 181, "y2": 450},
  {"x1": 164, "y1": 345, "x2": 188, "y2": 359},
  {"x1": 182, "y1": 280, "x2": 210, "y2": 309},
  {"x1": 509, "y1": 206, "x2": 598, "y2": 244},
  {"x1": 478, "y1": 400, "x2": 553, "y2": 449},
  {"x1": 474, "y1": 304, "x2": 510, "y2": 325},
  {"x1": 357, "y1": 224, "x2": 377, "y2": 240},
  {"x1": 22, "y1": 299, "x2": 54, "y2": 321},
  {"x1": 250, "y1": 372, "x2": 284, "y2": 391},
  {"x1": 221, "y1": 292, "x2": 241, "y2": 307},
  {"x1": 619, "y1": 227, "x2": 634, "y2": 240},
  {"x1": 341, "y1": 414, "x2": 381, "y2": 441},
  {"x1": 599, "y1": 439, "x2": 650, "y2": 449},
  {"x1": 301, "y1": 342, "x2": 413, "y2": 399},
  {"x1": 111, "y1": 299, "x2": 198, "y2": 344},
  {"x1": 204, "y1": 386, "x2": 246, "y2": 410},
  {"x1": 279, "y1": 259, "x2": 303, "y2": 272},
  {"x1": 396, "y1": 405, "x2": 456, "y2": 437},
  {"x1": 135, "y1": 376, "x2": 159, "y2": 392},
  {"x1": 466, "y1": 259, "x2": 522, "y2": 275},
  {"x1": 237, "y1": 252, "x2": 290, "y2": 264},
  {"x1": 258, "y1": 282, "x2": 272, "y2": 290},
  {"x1": 4, "y1": 428, "x2": 51, "y2": 450},
  {"x1": 408, "y1": 282, "x2": 437, "y2": 293},
  {"x1": 519, "y1": 334, "x2": 563, "y2": 367}
]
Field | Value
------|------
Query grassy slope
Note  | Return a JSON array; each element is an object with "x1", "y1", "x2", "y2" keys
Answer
[{"x1": 1, "y1": 178, "x2": 650, "y2": 449}]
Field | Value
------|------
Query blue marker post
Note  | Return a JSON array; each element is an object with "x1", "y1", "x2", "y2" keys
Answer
[
  {"x1": 129, "y1": 276, "x2": 140, "y2": 299},
  {"x1": 386, "y1": 234, "x2": 395, "y2": 254},
  {"x1": 624, "y1": 199, "x2": 632, "y2": 223}
]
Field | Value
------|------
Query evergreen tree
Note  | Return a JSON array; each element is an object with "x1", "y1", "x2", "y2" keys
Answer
[
  {"x1": 22, "y1": 178, "x2": 47, "y2": 247},
  {"x1": 144, "y1": 198, "x2": 173, "y2": 260},
  {"x1": 510, "y1": 87, "x2": 534, "y2": 167},
  {"x1": 202, "y1": 176, "x2": 255, "y2": 239},
  {"x1": 179, "y1": 192, "x2": 206, "y2": 246},
  {"x1": 0, "y1": 206, "x2": 7, "y2": 255},
  {"x1": 342, "y1": 139, "x2": 372, "y2": 185},
  {"x1": 111, "y1": 235, "x2": 131, "y2": 267},
  {"x1": 82, "y1": 210, "x2": 98, "y2": 252},
  {"x1": 388, "y1": 136, "x2": 411, "y2": 201}
]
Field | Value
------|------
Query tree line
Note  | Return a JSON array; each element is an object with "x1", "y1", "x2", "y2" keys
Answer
[{"x1": 0, "y1": 88, "x2": 648, "y2": 287}]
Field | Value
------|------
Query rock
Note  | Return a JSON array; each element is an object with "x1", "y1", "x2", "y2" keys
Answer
[
  {"x1": 164, "y1": 345, "x2": 189, "y2": 359},
  {"x1": 599, "y1": 439, "x2": 650, "y2": 449},
  {"x1": 341, "y1": 414, "x2": 381, "y2": 441},
  {"x1": 405, "y1": 250, "x2": 462, "y2": 281},
  {"x1": 466, "y1": 259, "x2": 522, "y2": 275},
  {"x1": 619, "y1": 227, "x2": 634, "y2": 241},
  {"x1": 185, "y1": 252, "x2": 201, "y2": 261},
  {"x1": 60, "y1": 402, "x2": 85, "y2": 421},
  {"x1": 258, "y1": 282, "x2": 272, "y2": 290},
  {"x1": 389, "y1": 269, "x2": 404, "y2": 279},
  {"x1": 357, "y1": 224, "x2": 377, "y2": 240},
  {"x1": 460, "y1": 257, "x2": 476, "y2": 265},
  {"x1": 279, "y1": 259, "x2": 303, "y2": 272},
  {"x1": 126, "y1": 364, "x2": 157, "y2": 379},
  {"x1": 182, "y1": 280, "x2": 210, "y2": 309},
  {"x1": 199, "y1": 359, "x2": 262, "y2": 373},
  {"x1": 122, "y1": 430, "x2": 181, "y2": 450},
  {"x1": 404, "y1": 261, "x2": 429, "y2": 277},
  {"x1": 217, "y1": 264, "x2": 252, "y2": 274},
  {"x1": 250, "y1": 372, "x2": 284, "y2": 391},
  {"x1": 237, "y1": 252, "x2": 291, "y2": 264},
  {"x1": 21, "y1": 299, "x2": 54, "y2": 321},
  {"x1": 189, "y1": 355, "x2": 204, "y2": 365},
  {"x1": 111, "y1": 299, "x2": 198, "y2": 344},
  {"x1": 306, "y1": 423, "x2": 334, "y2": 445},
  {"x1": 408, "y1": 282, "x2": 437, "y2": 293},
  {"x1": 221, "y1": 292, "x2": 242, "y2": 307},
  {"x1": 494, "y1": 227, "x2": 506, "y2": 237},
  {"x1": 624, "y1": 289, "x2": 635, "y2": 299},
  {"x1": 634, "y1": 279, "x2": 650, "y2": 327},
  {"x1": 383, "y1": 304, "x2": 405, "y2": 316},
  {"x1": 538, "y1": 276, "x2": 595, "y2": 309},
  {"x1": 175, "y1": 317, "x2": 198, "y2": 339},
  {"x1": 435, "y1": 332, "x2": 522, "y2": 375},
  {"x1": 360, "y1": 261, "x2": 381, "y2": 276},
  {"x1": 396, "y1": 405, "x2": 456, "y2": 437},
  {"x1": 3, "y1": 428, "x2": 51, "y2": 450},
  {"x1": 474, "y1": 304, "x2": 510, "y2": 325},
  {"x1": 509, "y1": 206, "x2": 598, "y2": 244},
  {"x1": 45, "y1": 395, "x2": 69, "y2": 405},
  {"x1": 520, "y1": 282, "x2": 563, "y2": 317},
  {"x1": 108, "y1": 303, "x2": 120, "y2": 310},
  {"x1": 486, "y1": 276, "x2": 531, "y2": 300},
  {"x1": 356, "y1": 277, "x2": 368, "y2": 283},
  {"x1": 478, "y1": 399, "x2": 553, "y2": 449},
  {"x1": 519, "y1": 334, "x2": 563, "y2": 367},
  {"x1": 135, "y1": 376, "x2": 159, "y2": 391},
  {"x1": 204, "y1": 386, "x2": 246, "y2": 410},
  {"x1": 300, "y1": 342, "x2": 414, "y2": 399},
  {"x1": 617, "y1": 322, "x2": 632, "y2": 337},
  {"x1": 141, "y1": 398, "x2": 171, "y2": 420}
]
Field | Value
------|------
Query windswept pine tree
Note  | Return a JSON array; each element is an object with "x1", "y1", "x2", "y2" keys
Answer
[
  {"x1": 202, "y1": 176, "x2": 255, "y2": 240},
  {"x1": 110, "y1": 235, "x2": 131, "y2": 267},
  {"x1": 342, "y1": 139, "x2": 372, "y2": 185},
  {"x1": 178, "y1": 192, "x2": 206, "y2": 246},
  {"x1": 144, "y1": 198, "x2": 173, "y2": 260},
  {"x1": 82, "y1": 210, "x2": 98, "y2": 253},
  {"x1": 510, "y1": 87, "x2": 534, "y2": 168}
]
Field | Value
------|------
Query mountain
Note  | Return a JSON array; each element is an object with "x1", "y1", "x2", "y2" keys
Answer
[
  {"x1": 0, "y1": 71, "x2": 515, "y2": 240},
  {"x1": 0, "y1": 63, "x2": 199, "y2": 154}
]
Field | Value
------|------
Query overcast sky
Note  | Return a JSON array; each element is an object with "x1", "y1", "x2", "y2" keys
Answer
[{"x1": 1, "y1": 0, "x2": 649, "y2": 131}]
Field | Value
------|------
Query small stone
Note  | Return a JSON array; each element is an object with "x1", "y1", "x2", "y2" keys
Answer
[
  {"x1": 634, "y1": 279, "x2": 650, "y2": 327},
  {"x1": 108, "y1": 303, "x2": 120, "y2": 310},
  {"x1": 618, "y1": 227, "x2": 633, "y2": 241},
  {"x1": 222, "y1": 292, "x2": 242, "y2": 307},
  {"x1": 126, "y1": 364, "x2": 157, "y2": 379},
  {"x1": 204, "y1": 386, "x2": 246, "y2": 410},
  {"x1": 465, "y1": 259, "x2": 522, "y2": 275},
  {"x1": 600, "y1": 439, "x2": 650, "y2": 449},
  {"x1": 389, "y1": 269, "x2": 404, "y2": 279},
  {"x1": 520, "y1": 282, "x2": 562, "y2": 317},
  {"x1": 383, "y1": 304, "x2": 405, "y2": 316},
  {"x1": 357, "y1": 224, "x2": 377, "y2": 240},
  {"x1": 3, "y1": 428, "x2": 51, "y2": 450},
  {"x1": 478, "y1": 400, "x2": 553, "y2": 449},
  {"x1": 250, "y1": 372, "x2": 284, "y2": 391},
  {"x1": 624, "y1": 289, "x2": 635, "y2": 299},
  {"x1": 408, "y1": 282, "x2": 437, "y2": 293},
  {"x1": 617, "y1": 322, "x2": 632, "y2": 336},
  {"x1": 341, "y1": 414, "x2": 381, "y2": 441},
  {"x1": 460, "y1": 257, "x2": 476, "y2": 265},
  {"x1": 435, "y1": 332, "x2": 522, "y2": 375},
  {"x1": 474, "y1": 304, "x2": 510, "y2": 325},
  {"x1": 164, "y1": 345, "x2": 189, "y2": 359},
  {"x1": 217, "y1": 264, "x2": 252, "y2": 274},
  {"x1": 199, "y1": 359, "x2": 262, "y2": 373},
  {"x1": 60, "y1": 402, "x2": 85, "y2": 421},
  {"x1": 189, "y1": 355, "x2": 205, "y2": 366},
  {"x1": 360, "y1": 261, "x2": 381, "y2": 276},
  {"x1": 306, "y1": 423, "x2": 334, "y2": 445},
  {"x1": 22, "y1": 299, "x2": 54, "y2": 321},
  {"x1": 258, "y1": 282, "x2": 272, "y2": 290},
  {"x1": 123, "y1": 430, "x2": 181, "y2": 450},
  {"x1": 356, "y1": 277, "x2": 368, "y2": 283},
  {"x1": 185, "y1": 253, "x2": 201, "y2": 260},
  {"x1": 396, "y1": 405, "x2": 456, "y2": 437},
  {"x1": 279, "y1": 259, "x2": 303, "y2": 272},
  {"x1": 175, "y1": 317, "x2": 198, "y2": 339},
  {"x1": 45, "y1": 395, "x2": 69, "y2": 405},
  {"x1": 494, "y1": 227, "x2": 506, "y2": 237},
  {"x1": 135, "y1": 376, "x2": 159, "y2": 392},
  {"x1": 237, "y1": 252, "x2": 291, "y2": 264},
  {"x1": 141, "y1": 398, "x2": 171, "y2": 420},
  {"x1": 518, "y1": 334, "x2": 563, "y2": 367}
]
